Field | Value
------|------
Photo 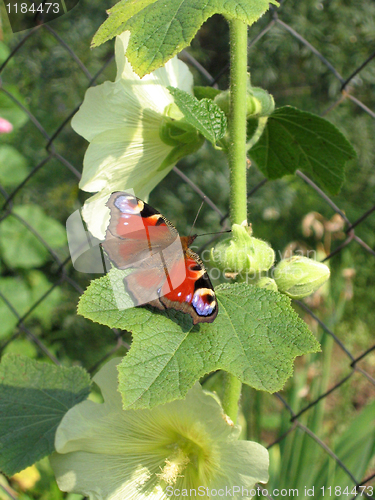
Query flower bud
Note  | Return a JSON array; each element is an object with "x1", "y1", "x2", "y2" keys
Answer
[
  {"x1": 213, "y1": 86, "x2": 274, "y2": 119},
  {"x1": 213, "y1": 90, "x2": 230, "y2": 116},
  {"x1": 247, "y1": 87, "x2": 275, "y2": 118},
  {"x1": 274, "y1": 256, "x2": 330, "y2": 299},
  {"x1": 210, "y1": 224, "x2": 275, "y2": 274},
  {"x1": 256, "y1": 277, "x2": 278, "y2": 292},
  {"x1": 0, "y1": 117, "x2": 13, "y2": 134}
]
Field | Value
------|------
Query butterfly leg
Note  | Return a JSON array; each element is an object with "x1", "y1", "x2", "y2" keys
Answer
[{"x1": 157, "y1": 286, "x2": 168, "y2": 310}]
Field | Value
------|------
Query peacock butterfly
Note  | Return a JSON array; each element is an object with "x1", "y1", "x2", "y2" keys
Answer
[{"x1": 102, "y1": 192, "x2": 218, "y2": 324}]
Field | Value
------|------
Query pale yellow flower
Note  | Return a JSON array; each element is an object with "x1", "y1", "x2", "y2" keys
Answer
[
  {"x1": 50, "y1": 358, "x2": 269, "y2": 500},
  {"x1": 72, "y1": 32, "x2": 195, "y2": 239}
]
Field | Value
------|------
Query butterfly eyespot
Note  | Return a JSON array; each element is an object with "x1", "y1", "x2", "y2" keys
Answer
[
  {"x1": 192, "y1": 289, "x2": 216, "y2": 316},
  {"x1": 114, "y1": 194, "x2": 141, "y2": 214}
]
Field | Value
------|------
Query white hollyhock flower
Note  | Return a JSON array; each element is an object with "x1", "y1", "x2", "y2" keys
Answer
[
  {"x1": 50, "y1": 358, "x2": 269, "y2": 500},
  {"x1": 72, "y1": 32, "x2": 198, "y2": 239}
]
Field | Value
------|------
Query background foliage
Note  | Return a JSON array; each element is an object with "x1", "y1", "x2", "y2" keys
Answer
[{"x1": 0, "y1": 0, "x2": 374, "y2": 498}]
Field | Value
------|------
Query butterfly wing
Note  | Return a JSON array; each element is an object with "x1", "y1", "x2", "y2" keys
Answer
[
  {"x1": 149, "y1": 247, "x2": 218, "y2": 324},
  {"x1": 103, "y1": 192, "x2": 178, "y2": 269},
  {"x1": 122, "y1": 238, "x2": 187, "y2": 305},
  {"x1": 103, "y1": 192, "x2": 218, "y2": 324},
  {"x1": 103, "y1": 191, "x2": 187, "y2": 307}
]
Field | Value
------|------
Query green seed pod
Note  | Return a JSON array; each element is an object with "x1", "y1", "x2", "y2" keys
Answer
[
  {"x1": 274, "y1": 256, "x2": 330, "y2": 299},
  {"x1": 210, "y1": 224, "x2": 275, "y2": 274},
  {"x1": 256, "y1": 277, "x2": 278, "y2": 292}
]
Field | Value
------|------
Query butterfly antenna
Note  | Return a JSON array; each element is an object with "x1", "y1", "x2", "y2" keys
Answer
[
  {"x1": 189, "y1": 197, "x2": 207, "y2": 237},
  {"x1": 196, "y1": 229, "x2": 232, "y2": 238}
]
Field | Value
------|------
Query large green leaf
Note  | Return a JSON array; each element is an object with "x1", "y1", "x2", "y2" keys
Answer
[
  {"x1": 0, "y1": 42, "x2": 10, "y2": 65},
  {"x1": 0, "y1": 355, "x2": 91, "y2": 476},
  {"x1": 92, "y1": 0, "x2": 278, "y2": 76},
  {"x1": 168, "y1": 87, "x2": 227, "y2": 145},
  {"x1": 28, "y1": 271, "x2": 62, "y2": 328},
  {"x1": 0, "y1": 205, "x2": 67, "y2": 269},
  {"x1": 0, "y1": 86, "x2": 29, "y2": 129},
  {"x1": 0, "y1": 272, "x2": 62, "y2": 339},
  {"x1": 248, "y1": 106, "x2": 356, "y2": 195},
  {"x1": 78, "y1": 270, "x2": 319, "y2": 410},
  {"x1": 0, "y1": 145, "x2": 29, "y2": 187},
  {"x1": 193, "y1": 86, "x2": 222, "y2": 101},
  {"x1": 0, "y1": 277, "x2": 30, "y2": 339}
]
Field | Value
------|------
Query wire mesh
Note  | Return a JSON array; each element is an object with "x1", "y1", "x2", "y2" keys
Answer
[{"x1": 0, "y1": 1, "x2": 374, "y2": 498}]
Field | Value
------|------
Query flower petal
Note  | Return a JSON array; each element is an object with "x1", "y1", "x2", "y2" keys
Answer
[
  {"x1": 213, "y1": 441, "x2": 269, "y2": 489},
  {"x1": 115, "y1": 31, "x2": 193, "y2": 95},
  {"x1": 81, "y1": 190, "x2": 111, "y2": 241},
  {"x1": 79, "y1": 124, "x2": 172, "y2": 193},
  {"x1": 51, "y1": 451, "x2": 166, "y2": 500},
  {"x1": 79, "y1": 124, "x2": 174, "y2": 239},
  {"x1": 114, "y1": 31, "x2": 131, "y2": 80},
  {"x1": 53, "y1": 359, "x2": 237, "y2": 457},
  {"x1": 71, "y1": 82, "x2": 138, "y2": 142}
]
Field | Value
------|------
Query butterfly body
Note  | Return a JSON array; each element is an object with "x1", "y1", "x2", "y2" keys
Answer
[{"x1": 103, "y1": 192, "x2": 218, "y2": 324}]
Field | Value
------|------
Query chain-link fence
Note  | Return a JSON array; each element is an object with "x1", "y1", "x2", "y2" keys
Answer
[{"x1": 0, "y1": 0, "x2": 374, "y2": 498}]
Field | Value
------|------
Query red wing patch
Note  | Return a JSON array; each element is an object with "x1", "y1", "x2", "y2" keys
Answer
[{"x1": 103, "y1": 192, "x2": 218, "y2": 324}]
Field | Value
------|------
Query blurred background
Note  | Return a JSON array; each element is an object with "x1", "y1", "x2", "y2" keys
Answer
[{"x1": 0, "y1": 0, "x2": 374, "y2": 498}]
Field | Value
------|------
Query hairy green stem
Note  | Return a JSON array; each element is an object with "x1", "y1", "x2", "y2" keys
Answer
[
  {"x1": 228, "y1": 19, "x2": 248, "y2": 226},
  {"x1": 222, "y1": 19, "x2": 249, "y2": 423},
  {"x1": 222, "y1": 373, "x2": 242, "y2": 423}
]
